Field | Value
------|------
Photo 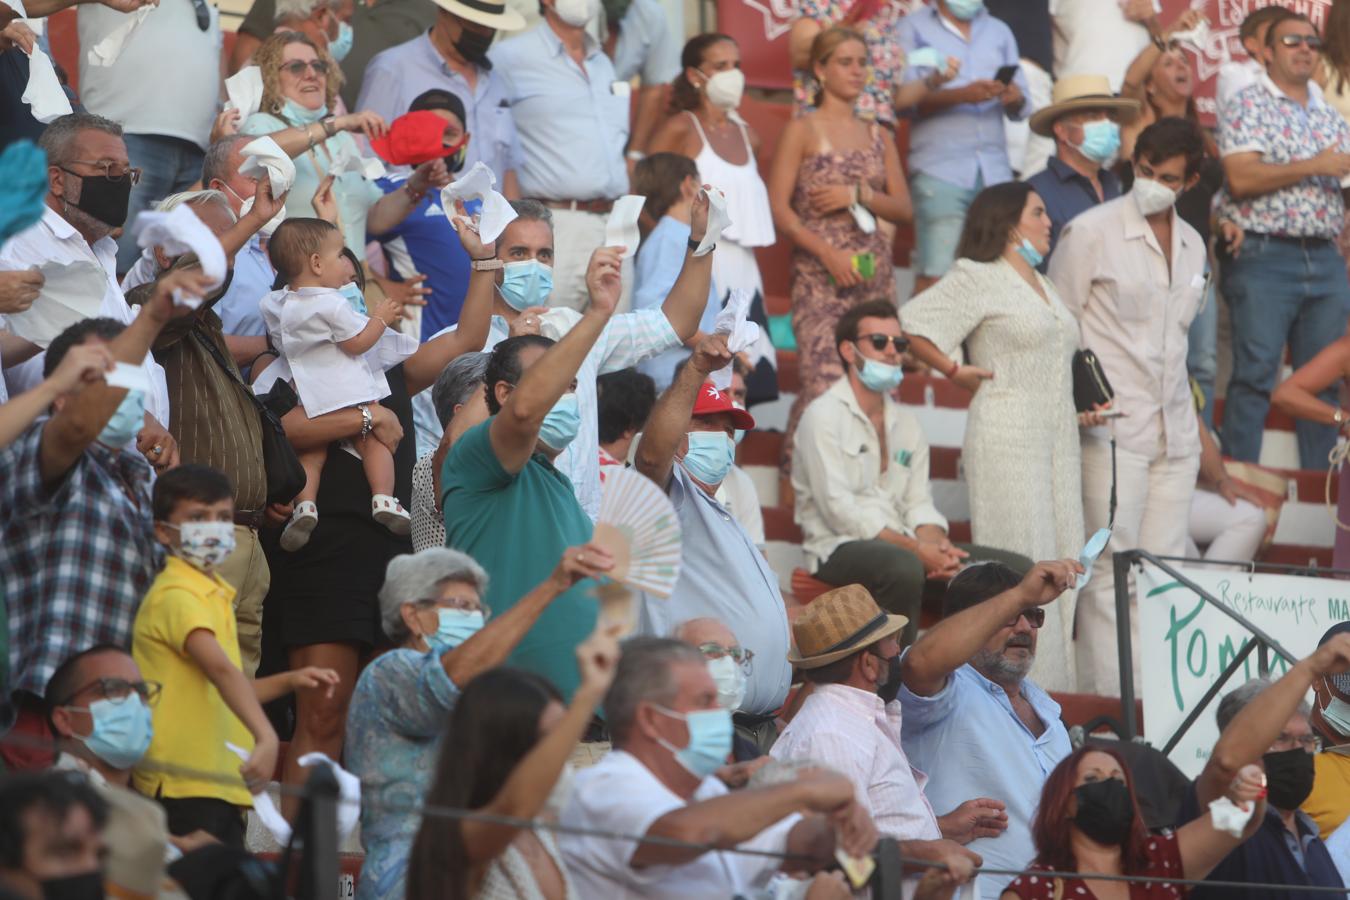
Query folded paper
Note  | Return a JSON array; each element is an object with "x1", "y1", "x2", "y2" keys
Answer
[
  {"x1": 224, "y1": 66, "x2": 263, "y2": 118},
  {"x1": 694, "y1": 187, "x2": 730, "y2": 257},
  {"x1": 441, "y1": 161, "x2": 516, "y2": 243},
  {"x1": 7, "y1": 260, "x2": 108, "y2": 347},
  {"x1": 1208, "y1": 796, "x2": 1255, "y2": 839},
  {"x1": 330, "y1": 144, "x2": 387, "y2": 181},
  {"x1": 604, "y1": 194, "x2": 646, "y2": 259},
  {"x1": 22, "y1": 44, "x2": 72, "y2": 123},
  {"x1": 105, "y1": 362, "x2": 151, "y2": 392}
]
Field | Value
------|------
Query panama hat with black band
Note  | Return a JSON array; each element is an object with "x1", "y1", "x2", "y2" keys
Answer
[
  {"x1": 432, "y1": 0, "x2": 525, "y2": 32},
  {"x1": 788, "y1": 584, "x2": 908, "y2": 669}
]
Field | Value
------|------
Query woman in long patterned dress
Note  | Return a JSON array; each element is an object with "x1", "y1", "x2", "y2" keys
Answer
[
  {"x1": 902, "y1": 183, "x2": 1095, "y2": 691},
  {"x1": 769, "y1": 26, "x2": 912, "y2": 475}
]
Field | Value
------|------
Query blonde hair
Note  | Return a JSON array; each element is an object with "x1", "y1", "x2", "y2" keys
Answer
[
  {"x1": 809, "y1": 26, "x2": 868, "y2": 106},
  {"x1": 256, "y1": 31, "x2": 343, "y2": 120}
]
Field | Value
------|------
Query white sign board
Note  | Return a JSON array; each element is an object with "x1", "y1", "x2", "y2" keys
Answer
[{"x1": 1137, "y1": 561, "x2": 1348, "y2": 778}]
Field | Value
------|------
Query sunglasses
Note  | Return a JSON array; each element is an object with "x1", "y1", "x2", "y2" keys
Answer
[
  {"x1": 281, "y1": 59, "x2": 331, "y2": 77},
  {"x1": 1004, "y1": 608, "x2": 1046, "y2": 629},
  {"x1": 856, "y1": 334, "x2": 910, "y2": 353},
  {"x1": 1278, "y1": 34, "x2": 1323, "y2": 49}
]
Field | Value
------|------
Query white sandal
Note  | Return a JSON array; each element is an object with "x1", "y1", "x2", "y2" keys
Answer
[
  {"x1": 280, "y1": 501, "x2": 319, "y2": 552},
  {"x1": 372, "y1": 494, "x2": 411, "y2": 536}
]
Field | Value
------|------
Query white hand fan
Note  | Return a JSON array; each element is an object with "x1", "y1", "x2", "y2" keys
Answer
[{"x1": 593, "y1": 468, "x2": 682, "y2": 598}]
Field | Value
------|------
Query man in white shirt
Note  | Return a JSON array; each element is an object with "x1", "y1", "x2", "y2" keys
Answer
[
  {"x1": 792, "y1": 300, "x2": 1029, "y2": 645},
  {"x1": 0, "y1": 113, "x2": 176, "y2": 468},
  {"x1": 558, "y1": 636, "x2": 879, "y2": 898},
  {"x1": 1049, "y1": 117, "x2": 1209, "y2": 696}
]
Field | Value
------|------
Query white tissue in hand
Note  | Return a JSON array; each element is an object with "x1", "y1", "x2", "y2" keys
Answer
[
  {"x1": 604, "y1": 194, "x2": 646, "y2": 259},
  {"x1": 86, "y1": 4, "x2": 155, "y2": 67},
  {"x1": 7, "y1": 261, "x2": 108, "y2": 347},
  {"x1": 330, "y1": 143, "x2": 386, "y2": 181},
  {"x1": 239, "y1": 136, "x2": 297, "y2": 194},
  {"x1": 132, "y1": 204, "x2": 227, "y2": 305},
  {"x1": 1209, "y1": 796, "x2": 1255, "y2": 839},
  {"x1": 21, "y1": 45, "x2": 72, "y2": 123},
  {"x1": 1171, "y1": 20, "x2": 1209, "y2": 51},
  {"x1": 224, "y1": 66, "x2": 264, "y2": 118},
  {"x1": 224, "y1": 742, "x2": 290, "y2": 843},
  {"x1": 714, "y1": 288, "x2": 760, "y2": 354},
  {"x1": 441, "y1": 161, "x2": 517, "y2": 243},
  {"x1": 849, "y1": 202, "x2": 877, "y2": 235},
  {"x1": 693, "y1": 187, "x2": 730, "y2": 257},
  {"x1": 906, "y1": 46, "x2": 942, "y2": 70},
  {"x1": 105, "y1": 362, "x2": 152, "y2": 392},
  {"x1": 297, "y1": 752, "x2": 362, "y2": 842}
]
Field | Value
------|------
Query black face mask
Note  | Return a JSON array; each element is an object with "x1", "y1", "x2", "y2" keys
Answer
[
  {"x1": 453, "y1": 25, "x2": 495, "y2": 66},
  {"x1": 1263, "y1": 747, "x2": 1316, "y2": 810},
  {"x1": 41, "y1": 871, "x2": 103, "y2": 900},
  {"x1": 877, "y1": 654, "x2": 903, "y2": 704},
  {"x1": 64, "y1": 170, "x2": 132, "y2": 227},
  {"x1": 1073, "y1": 778, "x2": 1135, "y2": 846}
]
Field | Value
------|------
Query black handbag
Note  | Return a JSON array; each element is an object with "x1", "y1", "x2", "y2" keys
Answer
[
  {"x1": 192, "y1": 327, "x2": 307, "y2": 506},
  {"x1": 1072, "y1": 348, "x2": 1115, "y2": 414}
]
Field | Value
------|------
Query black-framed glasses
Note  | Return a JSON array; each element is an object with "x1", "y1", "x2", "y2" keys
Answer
[
  {"x1": 856, "y1": 334, "x2": 910, "y2": 353},
  {"x1": 1004, "y1": 608, "x2": 1046, "y2": 629},
  {"x1": 1279, "y1": 34, "x2": 1323, "y2": 49},
  {"x1": 62, "y1": 161, "x2": 142, "y2": 185},
  {"x1": 281, "y1": 59, "x2": 331, "y2": 77},
  {"x1": 58, "y1": 677, "x2": 161, "y2": 708},
  {"x1": 696, "y1": 642, "x2": 754, "y2": 670}
]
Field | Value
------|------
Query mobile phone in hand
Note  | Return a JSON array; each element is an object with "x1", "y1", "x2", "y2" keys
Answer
[{"x1": 995, "y1": 64, "x2": 1019, "y2": 85}]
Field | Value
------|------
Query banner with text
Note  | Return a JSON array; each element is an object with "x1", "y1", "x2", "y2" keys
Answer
[{"x1": 1137, "y1": 561, "x2": 1348, "y2": 778}]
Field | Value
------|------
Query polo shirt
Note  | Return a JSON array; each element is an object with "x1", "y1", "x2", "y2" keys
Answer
[
  {"x1": 1026, "y1": 155, "x2": 1120, "y2": 264},
  {"x1": 898, "y1": 661, "x2": 1072, "y2": 900},
  {"x1": 371, "y1": 174, "x2": 470, "y2": 340},
  {"x1": 440, "y1": 418, "x2": 596, "y2": 700}
]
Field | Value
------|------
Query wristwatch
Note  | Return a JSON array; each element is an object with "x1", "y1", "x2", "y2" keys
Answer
[
  {"x1": 321, "y1": 116, "x2": 338, "y2": 139},
  {"x1": 471, "y1": 257, "x2": 504, "y2": 271},
  {"x1": 358, "y1": 403, "x2": 373, "y2": 437},
  {"x1": 688, "y1": 236, "x2": 713, "y2": 256}
]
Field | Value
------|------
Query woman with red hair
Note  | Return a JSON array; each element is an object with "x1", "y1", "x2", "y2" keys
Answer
[{"x1": 1002, "y1": 746, "x2": 1265, "y2": 899}]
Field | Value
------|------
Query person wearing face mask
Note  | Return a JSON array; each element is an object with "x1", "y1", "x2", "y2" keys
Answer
[
  {"x1": 272, "y1": 0, "x2": 356, "y2": 66},
  {"x1": 560, "y1": 636, "x2": 881, "y2": 898},
  {"x1": 676, "y1": 616, "x2": 770, "y2": 761},
  {"x1": 1049, "y1": 118, "x2": 1208, "y2": 697},
  {"x1": 0, "y1": 269, "x2": 211, "y2": 774},
  {"x1": 1025, "y1": 75, "x2": 1141, "y2": 264},
  {"x1": 631, "y1": 334, "x2": 793, "y2": 723},
  {"x1": 134, "y1": 464, "x2": 341, "y2": 846},
  {"x1": 1003, "y1": 744, "x2": 1264, "y2": 900},
  {"x1": 1305, "y1": 624, "x2": 1350, "y2": 840},
  {"x1": 1174, "y1": 637, "x2": 1350, "y2": 900},
  {"x1": 794, "y1": 301, "x2": 1032, "y2": 647},
  {"x1": 357, "y1": 0, "x2": 525, "y2": 199},
  {"x1": 0, "y1": 772, "x2": 109, "y2": 900},
  {"x1": 344, "y1": 545, "x2": 612, "y2": 900}
]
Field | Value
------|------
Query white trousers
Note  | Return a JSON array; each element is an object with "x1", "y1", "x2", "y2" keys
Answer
[
  {"x1": 1186, "y1": 489, "x2": 1268, "y2": 565},
  {"x1": 549, "y1": 207, "x2": 633, "y2": 313},
  {"x1": 1075, "y1": 436, "x2": 1199, "y2": 696}
]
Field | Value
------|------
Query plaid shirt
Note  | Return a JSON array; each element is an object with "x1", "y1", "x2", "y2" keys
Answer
[{"x1": 0, "y1": 422, "x2": 162, "y2": 698}]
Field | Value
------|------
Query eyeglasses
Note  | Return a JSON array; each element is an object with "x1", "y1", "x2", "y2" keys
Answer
[
  {"x1": 697, "y1": 642, "x2": 754, "y2": 670},
  {"x1": 415, "y1": 597, "x2": 490, "y2": 618},
  {"x1": 1271, "y1": 734, "x2": 1323, "y2": 754},
  {"x1": 1278, "y1": 34, "x2": 1323, "y2": 49},
  {"x1": 280, "y1": 59, "x2": 331, "y2": 77},
  {"x1": 1004, "y1": 608, "x2": 1046, "y2": 629},
  {"x1": 58, "y1": 677, "x2": 162, "y2": 708},
  {"x1": 62, "y1": 161, "x2": 142, "y2": 185},
  {"x1": 856, "y1": 335, "x2": 910, "y2": 353}
]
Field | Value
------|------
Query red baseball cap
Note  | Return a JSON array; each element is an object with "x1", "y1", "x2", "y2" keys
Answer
[
  {"x1": 370, "y1": 111, "x2": 455, "y2": 166},
  {"x1": 693, "y1": 381, "x2": 755, "y2": 430}
]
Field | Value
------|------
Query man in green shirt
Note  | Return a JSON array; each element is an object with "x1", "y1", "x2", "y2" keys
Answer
[{"x1": 440, "y1": 247, "x2": 621, "y2": 699}]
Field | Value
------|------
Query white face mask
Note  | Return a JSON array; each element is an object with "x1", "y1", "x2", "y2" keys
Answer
[
  {"x1": 1132, "y1": 177, "x2": 1178, "y2": 217},
  {"x1": 699, "y1": 68, "x2": 745, "y2": 110},
  {"x1": 707, "y1": 656, "x2": 747, "y2": 712},
  {"x1": 552, "y1": 0, "x2": 596, "y2": 27}
]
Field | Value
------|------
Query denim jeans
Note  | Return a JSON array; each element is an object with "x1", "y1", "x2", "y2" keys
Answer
[
  {"x1": 1219, "y1": 234, "x2": 1350, "y2": 468},
  {"x1": 911, "y1": 171, "x2": 982, "y2": 278},
  {"x1": 115, "y1": 133, "x2": 206, "y2": 274},
  {"x1": 1187, "y1": 271, "x2": 1217, "y2": 429}
]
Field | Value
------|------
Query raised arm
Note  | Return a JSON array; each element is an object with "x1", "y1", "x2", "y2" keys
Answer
[
  {"x1": 901, "y1": 560, "x2": 1080, "y2": 696},
  {"x1": 246, "y1": 111, "x2": 389, "y2": 160},
  {"x1": 488, "y1": 248, "x2": 621, "y2": 473},
  {"x1": 0, "y1": 343, "x2": 112, "y2": 449},
  {"x1": 656, "y1": 190, "x2": 714, "y2": 341},
  {"x1": 633, "y1": 333, "x2": 731, "y2": 489},
  {"x1": 1177, "y1": 765, "x2": 1267, "y2": 879}
]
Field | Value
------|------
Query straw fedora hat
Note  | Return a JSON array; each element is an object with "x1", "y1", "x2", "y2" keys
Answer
[
  {"x1": 430, "y1": 0, "x2": 525, "y2": 31},
  {"x1": 1029, "y1": 74, "x2": 1141, "y2": 137},
  {"x1": 788, "y1": 584, "x2": 908, "y2": 669}
]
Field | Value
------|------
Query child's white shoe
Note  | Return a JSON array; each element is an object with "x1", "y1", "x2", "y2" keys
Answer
[
  {"x1": 372, "y1": 494, "x2": 411, "y2": 536},
  {"x1": 280, "y1": 501, "x2": 319, "y2": 551}
]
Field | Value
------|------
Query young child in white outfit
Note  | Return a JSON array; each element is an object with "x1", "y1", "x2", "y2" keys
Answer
[{"x1": 261, "y1": 218, "x2": 417, "y2": 551}]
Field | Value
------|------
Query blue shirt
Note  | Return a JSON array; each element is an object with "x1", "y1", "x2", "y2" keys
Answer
[
  {"x1": 895, "y1": 5, "x2": 1028, "y2": 190},
  {"x1": 356, "y1": 31, "x2": 525, "y2": 182},
  {"x1": 489, "y1": 23, "x2": 629, "y2": 201},
  {"x1": 632, "y1": 215, "x2": 718, "y2": 391},
  {"x1": 898, "y1": 662, "x2": 1072, "y2": 900},
  {"x1": 609, "y1": 0, "x2": 680, "y2": 85},
  {"x1": 371, "y1": 174, "x2": 471, "y2": 341},
  {"x1": 216, "y1": 235, "x2": 274, "y2": 338},
  {"x1": 1026, "y1": 156, "x2": 1121, "y2": 266}
]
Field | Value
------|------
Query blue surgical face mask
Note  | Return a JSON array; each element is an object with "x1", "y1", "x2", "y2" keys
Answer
[
  {"x1": 857, "y1": 355, "x2": 904, "y2": 393},
  {"x1": 1015, "y1": 235, "x2": 1044, "y2": 269},
  {"x1": 499, "y1": 259, "x2": 554, "y2": 311},
  {"x1": 98, "y1": 389, "x2": 145, "y2": 450},
  {"x1": 681, "y1": 430, "x2": 735, "y2": 486},
  {"x1": 538, "y1": 392, "x2": 581, "y2": 451},
  {"x1": 282, "y1": 98, "x2": 329, "y2": 126},
  {"x1": 339, "y1": 281, "x2": 367, "y2": 314},
  {"x1": 329, "y1": 20, "x2": 353, "y2": 61},
  {"x1": 653, "y1": 705, "x2": 733, "y2": 778},
  {"x1": 944, "y1": 0, "x2": 984, "y2": 20},
  {"x1": 70, "y1": 696, "x2": 153, "y2": 769},
  {"x1": 1075, "y1": 119, "x2": 1121, "y2": 165},
  {"x1": 426, "y1": 608, "x2": 485, "y2": 654}
]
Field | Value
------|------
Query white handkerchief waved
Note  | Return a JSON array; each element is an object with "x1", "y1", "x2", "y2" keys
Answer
[
  {"x1": 710, "y1": 288, "x2": 760, "y2": 391},
  {"x1": 22, "y1": 45, "x2": 72, "y2": 124},
  {"x1": 7, "y1": 261, "x2": 108, "y2": 347},
  {"x1": 604, "y1": 195, "x2": 646, "y2": 259},
  {"x1": 297, "y1": 752, "x2": 362, "y2": 842},
  {"x1": 694, "y1": 187, "x2": 730, "y2": 257},
  {"x1": 1208, "y1": 796, "x2": 1255, "y2": 839},
  {"x1": 105, "y1": 362, "x2": 151, "y2": 392},
  {"x1": 239, "y1": 136, "x2": 297, "y2": 194},
  {"x1": 224, "y1": 66, "x2": 264, "y2": 118},
  {"x1": 86, "y1": 4, "x2": 155, "y2": 67},
  {"x1": 132, "y1": 205, "x2": 228, "y2": 305},
  {"x1": 441, "y1": 161, "x2": 517, "y2": 243},
  {"x1": 330, "y1": 144, "x2": 386, "y2": 181},
  {"x1": 224, "y1": 742, "x2": 291, "y2": 842}
]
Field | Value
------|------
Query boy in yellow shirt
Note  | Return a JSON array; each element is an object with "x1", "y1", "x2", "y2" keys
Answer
[{"x1": 132, "y1": 464, "x2": 338, "y2": 846}]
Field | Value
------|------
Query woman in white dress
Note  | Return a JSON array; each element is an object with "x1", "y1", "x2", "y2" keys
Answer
[
  {"x1": 406, "y1": 631, "x2": 618, "y2": 900},
  {"x1": 902, "y1": 183, "x2": 1097, "y2": 691}
]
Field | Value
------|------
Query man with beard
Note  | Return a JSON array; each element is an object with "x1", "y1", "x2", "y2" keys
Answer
[{"x1": 897, "y1": 561, "x2": 1078, "y2": 900}]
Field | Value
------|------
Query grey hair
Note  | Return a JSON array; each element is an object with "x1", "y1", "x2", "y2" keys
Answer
[
  {"x1": 275, "y1": 0, "x2": 329, "y2": 22},
  {"x1": 431, "y1": 351, "x2": 490, "y2": 429},
  {"x1": 508, "y1": 199, "x2": 554, "y2": 229},
  {"x1": 605, "y1": 637, "x2": 706, "y2": 746},
  {"x1": 378, "y1": 548, "x2": 489, "y2": 644},
  {"x1": 38, "y1": 113, "x2": 124, "y2": 169},
  {"x1": 201, "y1": 135, "x2": 254, "y2": 188},
  {"x1": 1216, "y1": 676, "x2": 1311, "y2": 732},
  {"x1": 158, "y1": 190, "x2": 237, "y2": 223}
]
